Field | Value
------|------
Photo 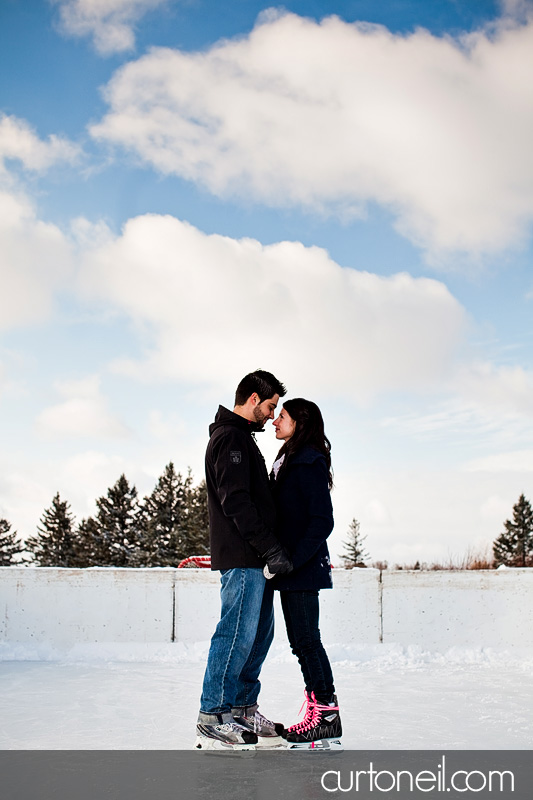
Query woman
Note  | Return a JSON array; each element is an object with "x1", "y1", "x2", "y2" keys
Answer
[{"x1": 268, "y1": 398, "x2": 342, "y2": 749}]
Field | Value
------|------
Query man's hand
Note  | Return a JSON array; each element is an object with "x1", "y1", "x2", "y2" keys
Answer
[{"x1": 262, "y1": 543, "x2": 293, "y2": 578}]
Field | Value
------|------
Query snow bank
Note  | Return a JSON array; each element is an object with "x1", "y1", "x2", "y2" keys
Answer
[{"x1": 1, "y1": 638, "x2": 533, "y2": 670}]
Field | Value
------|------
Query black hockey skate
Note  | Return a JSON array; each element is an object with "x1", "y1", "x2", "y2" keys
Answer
[
  {"x1": 195, "y1": 711, "x2": 258, "y2": 750},
  {"x1": 232, "y1": 703, "x2": 285, "y2": 748},
  {"x1": 284, "y1": 693, "x2": 343, "y2": 751}
]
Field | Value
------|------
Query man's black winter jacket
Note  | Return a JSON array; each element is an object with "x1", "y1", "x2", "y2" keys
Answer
[{"x1": 205, "y1": 405, "x2": 279, "y2": 569}]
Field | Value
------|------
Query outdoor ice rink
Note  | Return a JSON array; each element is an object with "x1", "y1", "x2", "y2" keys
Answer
[{"x1": 1, "y1": 642, "x2": 532, "y2": 750}]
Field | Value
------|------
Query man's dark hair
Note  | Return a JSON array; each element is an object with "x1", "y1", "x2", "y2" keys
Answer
[{"x1": 235, "y1": 369, "x2": 286, "y2": 406}]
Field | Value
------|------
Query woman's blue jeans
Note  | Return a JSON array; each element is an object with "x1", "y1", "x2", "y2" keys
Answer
[{"x1": 200, "y1": 568, "x2": 274, "y2": 714}]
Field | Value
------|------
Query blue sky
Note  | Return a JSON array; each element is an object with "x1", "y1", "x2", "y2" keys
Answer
[{"x1": 1, "y1": 0, "x2": 533, "y2": 565}]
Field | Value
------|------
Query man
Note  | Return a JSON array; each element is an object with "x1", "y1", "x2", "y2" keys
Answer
[{"x1": 195, "y1": 369, "x2": 293, "y2": 750}]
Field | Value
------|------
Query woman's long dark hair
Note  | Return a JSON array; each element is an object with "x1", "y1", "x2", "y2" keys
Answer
[{"x1": 275, "y1": 398, "x2": 333, "y2": 489}]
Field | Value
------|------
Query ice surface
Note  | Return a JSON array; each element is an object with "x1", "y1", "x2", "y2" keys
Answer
[{"x1": 1, "y1": 642, "x2": 532, "y2": 749}]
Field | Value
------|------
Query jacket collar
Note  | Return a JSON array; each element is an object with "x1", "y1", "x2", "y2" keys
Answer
[{"x1": 209, "y1": 405, "x2": 264, "y2": 436}]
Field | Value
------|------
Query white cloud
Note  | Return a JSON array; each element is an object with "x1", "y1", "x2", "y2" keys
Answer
[
  {"x1": 456, "y1": 362, "x2": 533, "y2": 418},
  {"x1": 380, "y1": 359, "x2": 533, "y2": 453},
  {"x1": 499, "y1": 0, "x2": 533, "y2": 22},
  {"x1": 147, "y1": 409, "x2": 185, "y2": 441},
  {"x1": 52, "y1": 0, "x2": 171, "y2": 55},
  {"x1": 0, "y1": 451, "x2": 136, "y2": 540},
  {"x1": 59, "y1": 450, "x2": 135, "y2": 509},
  {"x1": 0, "y1": 189, "x2": 72, "y2": 330},
  {"x1": 464, "y1": 449, "x2": 533, "y2": 472},
  {"x1": 0, "y1": 116, "x2": 80, "y2": 331},
  {"x1": 92, "y1": 11, "x2": 533, "y2": 256},
  {"x1": 78, "y1": 213, "x2": 466, "y2": 401},
  {"x1": 36, "y1": 375, "x2": 130, "y2": 439},
  {"x1": 479, "y1": 494, "x2": 512, "y2": 521},
  {"x1": 0, "y1": 114, "x2": 79, "y2": 174},
  {"x1": 0, "y1": 435, "x2": 207, "y2": 543},
  {"x1": 330, "y1": 465, "x2": 520, "y2": 565},
  {"x1": 363, "y1": 498, "x2": 391, "y2": 526},
  {"x1": 0, "y1": 468, "x2": 53, "y2": 538},
  {"x1": 382, "y1": 399, "x2": 533, "y2": 444}
]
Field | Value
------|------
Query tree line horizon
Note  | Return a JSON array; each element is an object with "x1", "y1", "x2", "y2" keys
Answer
[
  {"x1": 0, "y1": 463, "x2": 209, "y2": 568},
  {"x1": 1, "y1": 469, "x2": 532, "y2": 570}
]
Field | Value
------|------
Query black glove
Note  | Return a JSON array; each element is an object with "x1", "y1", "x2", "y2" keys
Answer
[{"x1": 262, "y1": 543, "x2": 293, "y2": 577}]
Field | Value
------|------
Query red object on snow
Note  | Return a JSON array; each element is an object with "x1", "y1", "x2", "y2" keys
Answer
[
  {"x1": 177, "y1": 555, "x2": 333, "y2": 569},
  {"x1": 177, "y1": 555, "x2": 212, "y2": 568}
]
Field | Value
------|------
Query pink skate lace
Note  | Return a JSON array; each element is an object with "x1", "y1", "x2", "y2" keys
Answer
[
  {"x1": 286, "y1": 692, "x2": 316, "y2": 733},
  {"x1": 288, "y1": 693, "x2": 340, "y2": 733}
]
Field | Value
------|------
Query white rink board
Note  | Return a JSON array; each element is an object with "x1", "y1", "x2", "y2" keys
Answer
[
  {"x1": 172, "y1": 568, "x2": 381, "y2": 645},
  {"x1": 0, "y1": 568, "x2": 175, "y2": 646},
  {"x1": 173, "y1": 569, "x2": 219, "y2": 643},
  {"x1": 318, "y1": 568, "x2": 381, "y2": 645},
  {"x1": 382, "y1": 568, "x2": 533, "y2": 648},
  {"x1": 1, "y1": 567, "x2": 532, "y2": 649}
]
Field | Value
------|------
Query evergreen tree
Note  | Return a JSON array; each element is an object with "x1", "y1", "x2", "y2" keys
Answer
[
  {"x1": 0, "y1": 518, "x2": 26, "y2": 566},
  {"x1": 165, "y1": 467, "x2": 195, "y2": 563},
  {"x1": 340, "y1": 518, "x2": 369, "y2": 568},
  {"x1": 94, "y1": 474, "x2": 139, "y2": 566},
  {"x1": 26, "y1": 493, "x2": 77, "y2": 566},
  {"x1": 134, "y1": 465, "x2": 210, "y2": 566},
  {"x1": 182, "y1": 478, "x2": 210, "y2": 557},
  {"x1": 493, "y1": 493, "x2": 533, "y2": 567},
  {"x1": 134, "y1": 463, "x2": 187, "y2": 566},
  {"x1": 71, "y1": 516, "x2": 111, "y2": 567},
  {"x1": 136, "y1": 464, "x2": 210, "y2": 565}
]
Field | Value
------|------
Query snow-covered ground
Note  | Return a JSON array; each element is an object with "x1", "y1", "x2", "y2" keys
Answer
[{"x1": 1, "y1": 642, "x2": 532, "y2": 750}]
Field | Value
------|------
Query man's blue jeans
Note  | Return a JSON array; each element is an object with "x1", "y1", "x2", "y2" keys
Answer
[{"x1": 200, "y1": 568, "x2": 274, "y2": 714}]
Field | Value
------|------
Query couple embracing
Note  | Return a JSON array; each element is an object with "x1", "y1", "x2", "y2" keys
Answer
[{"x1": 195, "y1": 370, "x2": 341, "y2": 750}]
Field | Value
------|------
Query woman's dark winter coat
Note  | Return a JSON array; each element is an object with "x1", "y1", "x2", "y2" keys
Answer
[{"x1": 271, "y1": 445, "x2": 334, "y2": 591}]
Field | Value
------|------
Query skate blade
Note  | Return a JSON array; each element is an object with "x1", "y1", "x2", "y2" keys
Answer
[
  {"x1": 194, "y1": 735, "x2": 256, "y2": 751},
  {"x1": 255, "y1": 735, "x2": 284, "y2": 749},
  {"x1": 285, "y1": 738, "x2": 344, "y2": 752}
]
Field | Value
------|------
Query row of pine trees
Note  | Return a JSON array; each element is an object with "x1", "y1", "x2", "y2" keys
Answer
[
  {"x1": 0, "y1": 463, "x2": 209, "y2": 568},
  {"x1": 1, "y1": 481, "x2": 533, "y2": 569}
]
